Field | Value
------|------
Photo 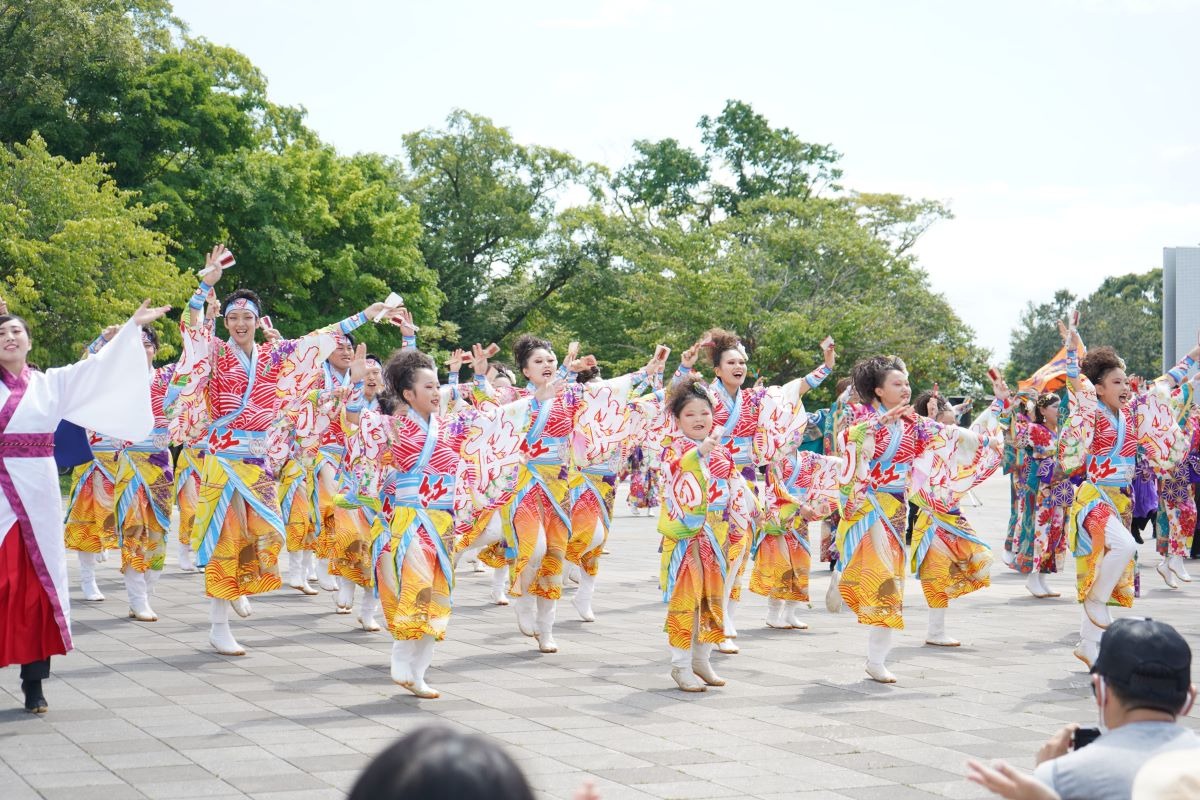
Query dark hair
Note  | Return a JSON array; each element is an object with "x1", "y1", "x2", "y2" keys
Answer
[
  {"x1": 1034, "y1": 392, "x2": 1059, "y2": 425},
  {"x1": 347, "y1": 727, "x2": 535, "y2": 800},
  {"x1": 222, "y1": 288, "x2": 264, "y2": 315},
  {"x1": 513, "y1": 334, "x2": 553, "y2": 371},
  {"x1": 1107, "y1": 671, "x2": 1191, "y2": 716},
  {"x1": 490, "y1": 360, "x2": 516, "y2": 384},
  {"x1": 666, "y1": 373, "x2": 712, "y2": 418},
  {"x1": 705, "y1": 327, "x2": 742, "y2": 368},
  {"x1": 851, "y1": 355, "x2": 906, "y2": 407},
  {"x1": 575, "y1": 365, "x2": 601, "y2": 383},
  {"x1": 1080, "y1": 346, "x2": 1125, "y2": 386},
  {"x1": 0, "y1": 314, "x2": 29, "y2": 336},
  {"x1": 142, "y1": 326, "x2": 160, "y2": 349},
  {"x1": 384, "y1": 349, "x2": 436, "y2": 406},
  {"x1": 912, "y1": 390, "x2": 949, "y2": 419},
  {"x1": 834, "y1": 377, "x2": 852, "y2": 397},
  {"x1": 376, "y1": 392, "x2": 398, "y2": 415}
]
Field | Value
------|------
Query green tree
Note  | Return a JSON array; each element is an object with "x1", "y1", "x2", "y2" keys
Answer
[
  {"x1": 401, "y1": 110, "x2": 592, "y2": 346},
  {"x1": 0, "y1": 134, "x2": 191, "y2": 366}
]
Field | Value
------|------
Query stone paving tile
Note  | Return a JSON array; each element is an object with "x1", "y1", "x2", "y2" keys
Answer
[{"x1": 4, "y1": 476, "x2": 1200, "y2": 799}]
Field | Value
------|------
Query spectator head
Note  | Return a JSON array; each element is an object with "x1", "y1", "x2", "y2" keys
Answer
[
  {"x1": 348, "y1": 727, "x2": 535, "y2": 800},
  {"x1": 1092, "y1": 618, "x2": 1195, "y2": 722}
]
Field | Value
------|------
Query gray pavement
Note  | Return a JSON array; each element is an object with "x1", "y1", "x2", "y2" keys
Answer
[{"x1": 2, "y1": 472, "x2": 1198, "y2": 800}]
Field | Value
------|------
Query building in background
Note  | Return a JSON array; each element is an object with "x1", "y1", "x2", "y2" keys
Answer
[{"x1": 1163, "y1": 247, "x2": 1200, "y2": 370}]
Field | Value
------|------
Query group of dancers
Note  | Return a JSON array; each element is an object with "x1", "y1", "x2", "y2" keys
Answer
[{"x1": 2, "y1": 246, "x2": 1199, "y2": 712}]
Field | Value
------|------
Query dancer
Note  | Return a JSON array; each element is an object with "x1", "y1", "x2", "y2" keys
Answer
[
  {"x1": 753, "y1": 432, "x2": 843, "y2": 631},
  {"x1": 625, "y1": 446, "x2": 660, "y2": 517},
  {"x1": 172, "y1": 291, "x2": 217, "y2": 574},
  {"x1": 1057, "y1": 319, "x2": 1198, "y2": 667},
  {"x1": 493, "y1": 335, "x2": 653, "y2": 653},
  {"x1": 1007, "y1": 392, "x2": 1072, "y2": 598},
  {"x1": 1, "y1": 298, "x2": 169, "y2": 713},
  {"x1": 1154, "y1": 380, "x2": 1198, "y2": 588},
  {"x1": 676, "y1": 329, "x2": 834, "y2": 654},
  {"x1": 657, "y1": 375, "x2": 734, "y2": 691},
  {"x1": 169, "y1": 245, "x2": 394, "y2": 656},
  {"x1": 110, "y1": 325, "x2": 178, "y2": 621},
  {"x1": 346, "y1": 345, "x2": 538, "y2": 697},
  {"x1": 907, "y1": 388, "x2": 1006, "y2": 646},
  {"x1": 63, "y1": 325, "x2": 128, "y2": 602},
  {"x1": 833, "y1": 356, "x2": 1000, "y2": 683}
]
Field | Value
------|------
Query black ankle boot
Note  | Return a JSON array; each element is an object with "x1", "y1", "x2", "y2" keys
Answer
[{"x1": 21, "y1": 680, "x2": 47, "y2": 714}]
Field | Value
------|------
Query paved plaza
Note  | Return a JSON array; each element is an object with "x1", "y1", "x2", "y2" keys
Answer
[{"x1": 2, "y1": 472, "x2": 1199, "y2": 800}]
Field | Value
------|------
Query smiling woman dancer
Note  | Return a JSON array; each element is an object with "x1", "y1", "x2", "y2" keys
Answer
[
  {"x1": 170, "y1": 245, "x2": 395, "y2": 656},
  {"x1": 1, "y1": 295, "x2": 169, "y2": 713},
  {"x1": 833, "y1": 356, "x2": 1001, "y2": 683},
  {"x1": 1057, "y1": 318, "x2": 1199, "y2": 666},
  {"x1": 675, "y1": 329, "x2": 834, "y2": 654}
]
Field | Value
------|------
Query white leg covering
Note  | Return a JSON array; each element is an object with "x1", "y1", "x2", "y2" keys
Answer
[
  {"x1": 865, "y1": 626, "x2": 896, "y2": 683},
  {"x1": 1081, "y1": 514, "x2": 1136, "y2": 638},
  {"x1": 408, "y1": 635, "x2": 439, "y2": 698},
  {"x1": 335, "y1": 577, "x2": 355, "y2": 613},
  {"x1": 765, "y1": 597, "x2": 789, "y2": 628},
  {"x1": 924, "y1": 607, "x2": 959, "y2": 646},
  {"x1": 178, "y1": 542, "x2": 197, "y2": 573},
  {"x1": 209, "y1": 597, "x2": 244, "y2": 655},
  {"x1": 304, "y1": 550, "x2": 318, "y2": 582},
  {"x1": 125, "y1": 571, "x2": 157, "y2": 622},
  {"x1": 288, "y1": 550, "x2": 315, "y2": 593},
  {"x1": 513, "y1": 593, "x2": 537, "y2": 636},
  {"x1": 79, "y1": 551, "x2": 105, "y2": 601},
  {"x1": 573, "y1": 571, "x2": 597, "y2": 622},
  {"x1": 358, "y1": 590, "x2": 381, "y2": 632},
  {"x1": 691, "y1": 642, "x2": 725, "y2": 686},
  {"x1": 784, "y1": 600, "x2": 808, "y2": 630},
  {"x1": 512, "y1": 524, "x2": 546, "y2": 634},
  {"x1": 390, "y1": 639, "x2": 415, "y2": 686},
  {"x1": 316, "y1": 557, "x2": 338, "y2": 592},
  {"x1": 535, "y1": 596, "x2": 558, "y2": 653},
  {"x1": 489, "y1": 565, "x2": 509, "y2": 606},
  {"x1": 1168, "y1": 554, "x2": 1192, "y2": 582}
]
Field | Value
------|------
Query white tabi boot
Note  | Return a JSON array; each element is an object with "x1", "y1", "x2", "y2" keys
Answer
[
  {"x1": 390, "y1": 639, "x2": 415, "y2": 687},
  {"x1": 765, "y1": 597, "x2": 790, "y2": 628},
  {"x1": 316, "y1": 557, "x2": 338, "y2": 592},
  {"x1": 178, "y1": 542, "x2": 198, "y2": 573},
  {"x1": 534, "y1": 597, "x2": 558, "y2": 653},
  {"x1": 1168, "y1": 555, "x2": 1193, "y2": 583},
  {"x1": 784, "y1": 600, "x2": 808, "y2": 630},
  {"x1": 924, "y1": 607, "x2": 960, "y2": 647},
  {"x1": 230, "y1": 596, "x2": 252, "y2": 618},
  {"x1": 125, "y1": 570, "x2": 157, "y2": 622},
  {"x1": 408, "y1": 635, "x2": 440, "y2": 699},
  {"x1": 513, "y1": 593, "x2": 537, "y2": 636},
  {"x1": 572, "y1": 571, "x2": 597, "y2": 622},
  {"x1": 358, "y1": 589, "x2": 381, "y2": 632},
  {"x1": 79, "y1": 552, "x2": 105, "y2": 601},
  {"x1": 289, "y1": 550, "x2": 318, "y2": 595},
  {"x1": 865, "y1": 627, "x2": 897, "y2": 683},
  {"x1": 209, "y1": 597, "x2": 245, "y2": 656},
  {"x1": 489, "y1": 566, "x2": 510, "y2": 606},
  {"x1": 335, "y1": 577, "x2": 355, "y2": 614},
  {"x1": 669, "y1": 646, "x2": 705, "y2": 692},
  {"x1": 691, "y1": 642, "x2": 726, "y2": 687},
  {"x1": 825, "y1": 569, "x2": 843, "y2": 613}
]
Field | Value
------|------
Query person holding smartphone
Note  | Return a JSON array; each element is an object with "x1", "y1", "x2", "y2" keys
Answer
[{"x1": 967, "y1": 618, "x2": 1198, "y2": 800}]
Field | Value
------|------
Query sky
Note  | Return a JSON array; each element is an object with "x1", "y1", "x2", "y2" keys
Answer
[{"x1": 171, "y1": 0, "x2": 1200, "y2": 361}]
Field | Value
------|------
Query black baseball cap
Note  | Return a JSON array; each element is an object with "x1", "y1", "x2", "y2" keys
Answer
[{"x1": 1093, "y1": 618, "x2": 1192, "y2": 713}]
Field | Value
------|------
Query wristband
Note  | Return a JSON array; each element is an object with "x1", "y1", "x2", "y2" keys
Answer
[
  {"x1": 86, "y1": 334, "x2": 107, "y2": 354},
  {"x1": 805, "y1": 364, "x2": 832, "y2": 389},
  {"x1": 340, "y1": 311, "x2": 369, "y2": 335},
  {"x1": 402, "y1": 334, "x2": 417, "y2": 349},
  {"x1": 188, "y1": 282, "x2": 211, "y2": 311}
]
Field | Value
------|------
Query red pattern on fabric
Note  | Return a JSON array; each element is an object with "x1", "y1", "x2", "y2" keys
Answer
[
  {"x1": 205, "y1": 340, "x2": 300, "y2": 431},
  {"x1": 0, "y1": 523, "x2": 66, "y2": 667}
]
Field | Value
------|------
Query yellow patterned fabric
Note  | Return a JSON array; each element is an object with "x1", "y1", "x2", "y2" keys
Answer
[
  {"x1": 64, "y1": 452, "x2": 122, "y2": 553},
  {"x1": 750, "y1": 518, "x2": 810, "y2": 602},
  {"x1": 502, "y1": 463, "x2": 571, "y2": 600},
  {"x1": 114, "y1": 450, "x2": 172, "y2": 573},
  {"x1": 836, "y1": 491, "x2": 908, "y2": 629},
  {"x1": 909, "y1": 504, "x2": 992, "y2": 609},
  {"x1": 279, "y1": 459, "x2": 316, "y2": 552},
  {"x1": 327, "y1": 503, "x2": 374, "y2": 589},
  {"x1": 377, "y1": 507, "x2": 453, "y2": 641},
  {"x1": 1070, "y1": 483, "x2": 1135, "y2": 606},
  {"x1": 174, "y1": 446, "x2": 204, "y2": 547},
  {"x1": 192, "y1": 456, "x2": 283, "y2": 599},
  {"x1": 566, "y1": 471, "x2": 615, "y2": 576}
]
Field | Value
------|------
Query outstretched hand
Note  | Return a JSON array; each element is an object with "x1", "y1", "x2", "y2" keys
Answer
[
  {"x1": 201, "y1": 244, "x2": 231, "y2": 285},
  {"x1": 965, "y1": 759, "x2": 1060, "y2": 800},
  {"x1": 821, "y1": 336, "x2": 836, "y2": 369},
  {"x1": 470, "y1": 343, "x2": 490, "y2": 376},
  {"x1": 132, "y1": 299, "x2": 172, "y2": 328},
  {"x1": 535, "y1": 377, "x2": 564, "y2": 402},
  {"x1": 348, "y1": 343, "x2": 369, "y2": 383}
]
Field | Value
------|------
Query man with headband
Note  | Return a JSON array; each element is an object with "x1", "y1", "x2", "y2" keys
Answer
[{"x1": 168, "y1": 244, "x2": 402, "y2": 656}]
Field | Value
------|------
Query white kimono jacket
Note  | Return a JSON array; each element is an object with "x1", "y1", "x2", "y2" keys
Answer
[{"x1": 0, "y1": 319, "x2": 153, "y2": 654}]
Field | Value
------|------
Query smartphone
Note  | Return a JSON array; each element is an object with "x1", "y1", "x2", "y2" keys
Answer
[
  {"x1": 987, "y1": 366, "x2": 1001, "y2": 382},
  {"x1": 218, "y1": 249, "x2": 236, "y2": 269},
  {"x1": 654, "y1": 344, "x2": 670, "y2": 362},
  {"x1": 259, "y1": 315, "x2": 273, "y2": 330},
  {"x1": 1070, "y1": 309, "x2": 1080, "y2": 329},
  {"x1": 1071, "y1": 727, "x2": 1101, "y2": 750},
  {"x1": 820, "y1": 336, "x2": 835, "y2": 350}
]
